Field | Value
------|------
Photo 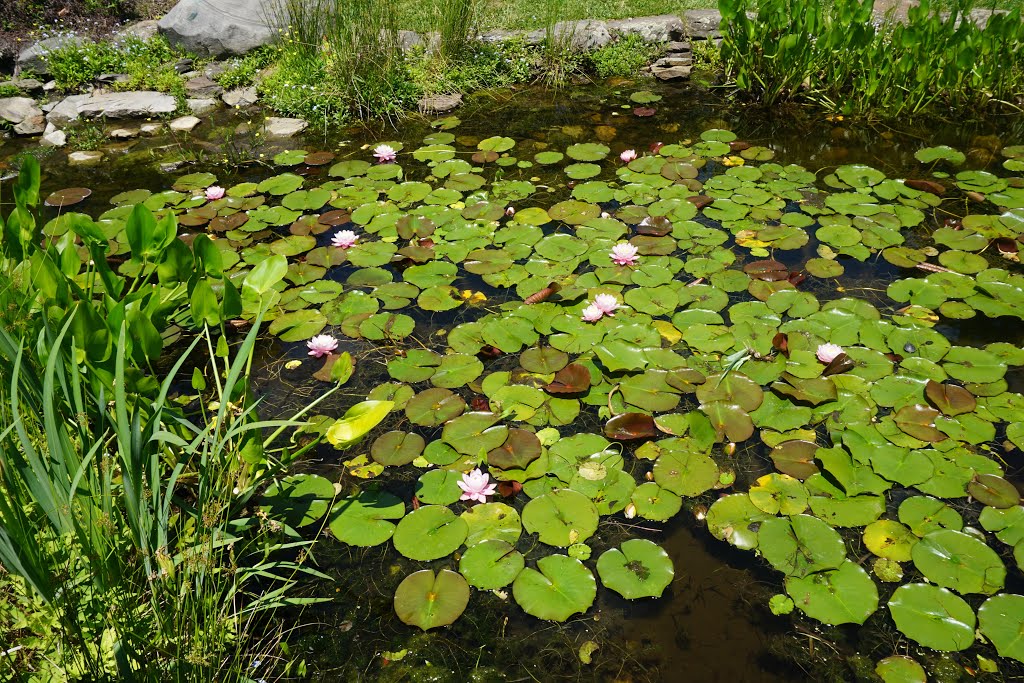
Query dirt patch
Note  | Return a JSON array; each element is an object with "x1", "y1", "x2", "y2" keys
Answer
[{"x1": 0, "y1": 0, "x2": 177, "y2": 71}]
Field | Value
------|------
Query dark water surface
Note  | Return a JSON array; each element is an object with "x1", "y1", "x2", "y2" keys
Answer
[{"x1": 7, "y1": 80, "x2": 1024, "y2": 682}]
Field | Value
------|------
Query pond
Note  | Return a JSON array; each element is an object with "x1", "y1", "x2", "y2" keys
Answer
[{"x1": 6, "y1": 79, "x2": 1024, "y2": 682}]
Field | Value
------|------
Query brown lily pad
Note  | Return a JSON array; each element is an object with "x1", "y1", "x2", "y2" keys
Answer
[
  {"x1": 45, "y1": 187, "x2": 92, "y2": 207},
  {"x1": 743, "y1": 259, "x2": 790, "y2": 281},
  {"x1": 544, "y1": 363, "x2": 592, "y2": 394},
  {"x1": 967, "y1": 474, "x2": 1020, "y2": 508},
  {"x1": 904, "y1": 179, "x2": 946, "y2": 196},
  {"x1": 770, "y1": 440, "x2": 820, "y2": 479},
  {"x1": 925, "y1": 380, "x2": 977, "y2": 417},
  {"x1": 488, "y1": 429, "x2": 542, "y2": 470},
  {"x1": 304, "y1": 151, "x2": 336, "y2": 166},
  {"x1": 893, "y1": 404, "x2": 947, "y2": 442},
  {"x1": 605, "y1": 413, "x2": 658, "y2": 440}
]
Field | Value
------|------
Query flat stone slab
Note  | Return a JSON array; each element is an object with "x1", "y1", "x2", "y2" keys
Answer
[
  {"x1": 418, "y1": 93, "x2": 463, "y2": 114},
  {"x1": 185, "y1": 76, "x2": 224, "y2": 98},
  {"x1": 607, "y1": 15, "x2": 686, "y2": 42},
  {"x1": 264, "y1": 117, "x2": 308, "y2": 137},
  {"x1": 223, "y1": 86, "x2": 259, "y2": 107},
  {"x1": 680, "y1": 10, "x2": 723, "y2": 39},
  {"x1": 68, "y1": 150, "x2": 104, "y2": 165},
  {"x1": 0, "y1": 97, "x2": 45, "y2": 135},
  {"x1": 158, "y1": 0, "x2": 281, "y2": 56},
  {"x1": 77, "y1": 92, "x2": 177, "y2": 119},
  {"x1": 46, "y1": 95, "x2": 92, "y2": 125},
  {"x1": 187, "y1": 98, "x2": 219, "y2": 115},
  {"x1": 170, "y1": 115, "x2": 202, "y2": 132}
]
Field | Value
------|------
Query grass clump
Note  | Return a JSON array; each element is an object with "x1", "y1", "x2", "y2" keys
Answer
[
  {"x1": 588, "y1": 34, "x2": 662, "y2": 78},
  {"x1": 408, "y1": 39, "x2": 534, "y2": 96},
  {"x1": 0, "y1": 84, "x2": 23, "y2": 97},
  {"x1": 217, "y1": 45, "x2": 276, "y2": 90}
]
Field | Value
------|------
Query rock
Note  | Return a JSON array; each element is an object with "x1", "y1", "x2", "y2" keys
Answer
[
  {"x1": 203, "y1": 62, "x2": 230, "y2": 79},
  {"x1": 96, "y1": 73, "x2": 132, "y2": 85},
  {"x1": 653, "y1": 64, "x2": 692, "y2": 81},
  {"x1": 45, "y1": 94, "x2": 92, "y2": 124},
  {"x1": 17, "y1": 35, "x2": 87, "y2": 75},
  {"x1": 140, "y1": 123, "x2": 164, "y2": 136},
  {"x1": 418, "y1": 92, "x2": 462, "y2": 114},
  {"x1": 77, "y1": 91, "x2": 177, "y2": 119},
  {"x1": 118, "y1": 19, "x2": 160, "y2": 41},
  {"x1": 185, "y1": 76, "x2": 224, "y2": 98},
  {"x1": 607, "y1": 15, "x2": 686, "y2": 42},
  {"x1": 172, "y1": 58, "x2": 195, "y2": 74},
  {"x1": 398, "y1": 30, "x2": 424, "y2": 53},
  {"x1": 681, "y1": 10, "x2": 723, "y2": 39},
  {"x1": 43, "y1": 81, "x2": 57, "y2": 92},
  {"x1": 68, "y1": 150, "x2": 104, "y2": 165},
  {"x1": 0, "y1": 97, "x2": 45, "y2": 135},
  {"x1": 187, "y1": 98, "x2": 219, "y2": 115},
  {"x1": 222, "y1": 86, "x2": 258, "y2": 107},
  {"x1": 158, "y1": 0, "x2": 281, "y2": 56},
  {"x1": 654, "y1": 56, "x2": 692, "y2": 68},
  {"x1": 0, "y1": 78, "x2": 45, "y2": 94},
  {"x1": 666, "y1": 41, "x2": 691, "y2": 53},
  {"x1": 109, "y1": 128, "x2": 139, "y2": 139},
  {"x1": 544, "y1": 20, "x2": 612, "y2": 51},
  {"x1": 40, "y1": 122, "x2": 66, "y2": 147},
  {"x1": 170, "y1": 115, "x2": 202, "y2": 132},
  {"x1": 263, "y1": 117, "x2": 308, "y2": 137}
]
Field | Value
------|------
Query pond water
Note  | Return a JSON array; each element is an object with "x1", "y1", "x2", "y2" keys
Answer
[{"x1": 7, "y1": 80, "x2": 1024, "y2": 682}]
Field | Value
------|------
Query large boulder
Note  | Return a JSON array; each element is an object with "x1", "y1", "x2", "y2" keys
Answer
[
  {"x1": 0, "y1": 97, "x2": 45, "y2": 135},
  {"x1": 607, "y1": 15, "x2": 686, "y2": 42},
  {"x1": 681, "y1": 10, "x2": 723, "y2": 39},
  {"x1": 158, "y1": 0, "x2": 281, "y2": 56},
  {"x1": 76, "y1": 92, "x2": 178, "y2": 119}
]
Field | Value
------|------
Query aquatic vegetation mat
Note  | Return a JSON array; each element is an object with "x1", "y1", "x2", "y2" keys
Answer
[{"x1": 22, "y1": 93, "x2": 1024, "y2": 677}]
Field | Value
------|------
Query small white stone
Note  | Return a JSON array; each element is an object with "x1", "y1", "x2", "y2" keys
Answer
[
  {"x1": 169, "y1": 115, "x2": 202, "y2": 132},
  {"x1": 139, "y1": 123, "x2": 163, "y2": 136},
  {"x1": 108, "y1": 128, "x2": 139, "y2": 139},
  {"x1": 68, "y1": 150, "x2": 104, "y2": 165}
]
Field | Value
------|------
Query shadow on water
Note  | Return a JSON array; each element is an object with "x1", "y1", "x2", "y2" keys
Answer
[{"x1": 9, "y1": 77, "x2": 1024, "y2": 682}]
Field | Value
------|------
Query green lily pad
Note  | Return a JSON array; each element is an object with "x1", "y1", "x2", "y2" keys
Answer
[
  {"x1": 978, "y1": 593, "x2": 1024, "y2": 663},
  {"x1": 521, "y1": 489, "x2": 600, "y2": 547},
  {"x1": 887, "y1": 583, "x2": 976, "y2": 650},
  {"x1": 863, "y1": 520, "x2": 918, "y2": 562},
  {"x1": 415, "y1": 469, "x2": 464, "y2": 505},
  {"x1": 706, "y1": 493, "x2": 774, "y2": 550},
  {"x1": 405, "y1": 388, "x2": 466, "y2": 427},
  {"x1": 749, "y1": 473, "x2": 808, "y2": 515},
  {"x1": 260, "y1": 473, "x2": 334, "y2": 528},
  {"x1": 512, "y1": 554, "x2": 597, "y2": 621},
  {"x1": 459, "y1": 540, "x2": 525, "y2": 589},
  {"x1": 443, "y1": 412, "x2": 509, "y2": 455},
  {"x1": 911, "y1": 529, "x2": 1005, "y2": 594},
  {"x1": 629, "y1": 482, "x2": 682, "y2": 522},
  {"x1": 461, "y1": 502, "x2": 522, "y2": 546},
  {"x1": 653, "y1": 448, "x2": 719, "y2": 497},
  {"x1": 758, "y1": 514, "x2": 846, "y2": 577},
  {"x1": 785, "y1": 560, "x2": 878, "y2": 625},
  {"x1": 371, "y1": 431, "x2": 426, "y2": 466},
  {"x1": 328, "y1": 489, "x2": 405, "y2": 546},
  {"x1": 875, "y1": 656, "x2": 927, "y2": 683},
  {"x1": 394, "y1": 569, "x2": 470, "y2": 630},
  {"x1": 596, "y1": 539, "x2": 674, "y2": 599},
  {"x1": 392, "y1": 505, "x2": 469, "y2": 561}
]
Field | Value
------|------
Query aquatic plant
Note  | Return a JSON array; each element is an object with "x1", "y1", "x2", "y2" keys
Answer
[{"x1": 719, "y1": 0, "x2": 1024, "y2": 115}]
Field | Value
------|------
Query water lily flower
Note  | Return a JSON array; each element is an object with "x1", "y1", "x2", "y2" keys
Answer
[
  {"x1": 373, "y1": 143, "x2": 397, "y2": 163},
  {"x1": 593, "y1": 293, "x2": 620, "y2": 315},
  {"x1": 458, "y1": 468, "x2": 497, "y2": 503},
  {"x1": 205, "y1": 185, "x2": 225, "y2": 200},
  {"x1": 505, "y1": 206, "x2": 515, "y2": 216},
  {"x1": 816, "y1": 343, "x2": 844, "y2": 363},
  {"x1": 600, "y1": 211, "x2": 611, "y2": 219},
  {"x1": 620, "y1": 149, "x2": 637, "y2": 163},
  {"x1": 307, "y1": 334, "x2": 339, "y2": 358},
  {"x1": 331, "y1": 229, "x2": 358, "y2": 249},
  {"x1": 581, "y1": 304, "x2": 604, "y2": 322},
  {"x1": 610, "y1": 242, "x2": 639, "y2": 266}
]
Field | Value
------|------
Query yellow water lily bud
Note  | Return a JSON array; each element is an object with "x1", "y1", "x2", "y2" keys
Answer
[
  {"x1": 624, "y1": 503, "x2": 637, "y2": 519},
  {"x1": 284, "y1": 360, "x2": 302, "y2": 370}
]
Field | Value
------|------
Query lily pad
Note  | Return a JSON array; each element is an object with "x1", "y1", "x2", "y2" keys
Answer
[
  {"x1": 260, "y1": 473, "x2": 334, "y2": 528},
  {"x1": 459, "y1": 540, "x2": 525, "y2": 589},
  {"x1": 911, "y1": 529, "x2": 1005, "y2": 594},
  {"x1": 596, "y1": 539, "x2": 674, "y2": 599},
  {"x1": 512, "y1": 554, "x2": 597, "y2": 621},
  {"x1": 394, "y1": 569, "x2": 470, "y2": 630},
  {"x1": 392, "y1": 505, "x2": 469, "y2": 561},
  {"x1": 521, "y1": 489, "x2": 600, "y2": 547},
  {"x1": 328, "y1": 489, "x2": 405, "y2": 546},
  {"x1": 978, "y1": 593, "x2": 1024, "y2": 663},
  {"x1": 785, "y1": 560, "x2": 878, "y2": 625},
  {"x1": 887, "y1": 583, "x2": 976, "y2": 650}
]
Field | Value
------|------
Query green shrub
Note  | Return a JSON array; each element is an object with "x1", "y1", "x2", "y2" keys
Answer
[
  {"x1": 46, "y1": 34, "x2": 183, "y2": 92},
  {"x1": 0, "y1": 84, "x2": 22, "y2": 97},
  {"x1": 408, "y1": 39, "x2": 534, "y2": 95},
  {"x1": 217, "y1": 45, "x2": 277, "y2": 90},
  {"x1": 588, "y1": 34, "x2": 661, "y2": 79}
]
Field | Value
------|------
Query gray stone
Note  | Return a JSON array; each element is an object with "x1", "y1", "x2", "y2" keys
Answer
[
  {"x1": 77, "y1": 91, "x2": 177, "y2": 119},
  {"x1": 654, "y1": 56, "x2": 692, "y2": 68},
  {"x1": 96, "y1": 73, "x2": 132, "y2": 85},
  {"x1": 681, "y1": 10, "x2": 723, "y2": 39},
  {"x1": 17, "y1": 35, "x2": 87, "y2": 75},
  {"x1": 537, "y1": 20, "x2": 613, "y2": 51},
  {"x1": 187, "y1": 98, "x2": 219, "y2": 115},
  {"x1": 108, "y1": 128, "x2": 140, "y2": 139},
  {"x1": 0, "y1": 97, "x2": 45, "y2": 135},
  {"x1": 45, "y1": 94, "x2": 92, "y2": 124},
  {"x1": 478, "y1": 29, "x2": 529, "y2": 44},
  {"x1": 203, "y1": 62, "x2": 230, "y2": 79},
  {"x1": 0, "y1": 78, "x2": 45, "y2": 94},
  {"x1": 160, "y1": 160, "x2": 187, "y2": 173},
  {"x1": 418, "y1": 92, "x2": 463, "y2": 114},
  {"x1": 264, "y1": 116, "x2": 308, "y2": 137},
  {"x1": 222, "y1": 86, "x2": 259, "y2": 107},
  {"x1": 653, "y1": 65, "x2": 692, "y2": 81},
  {"x1": 40, "y1": 122, "x2": 66, "y2": 147},
  {"x1": 169, "y1": 115, "x2": 202, "y2": 132},
  {"x1": 158, "y1": 0, "x2": 281, "y2": 56},
  {"x1": 607, "y1": 15, "x2": 686, "y2": 42},
  {"x1": 43, "y1": 81, "x2": 57, "y2": 92},
  {"x1": 140, "y1": 123, "x2": 164, "y2": 136},
  {"x1": 118, "y1": 19, "x2": 160, "y2": 41},
  {"x1": 398, "y1": 30, "x2": 425, "y2": 53},
  {"x1": 68, "y1": 150, "x2": 104, "y2": 165},
  {"x1": 172, "y1": 58, "x2": 195, "y2": 74},
  {"x1": 185, "y1": 75, "x2": 224, "y2": 98},
  {"x1": 666, "y1": 41, "x2": 691, "y2": 53}
]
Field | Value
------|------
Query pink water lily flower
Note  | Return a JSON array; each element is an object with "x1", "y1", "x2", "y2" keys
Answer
[
  {"x1": 331, "y1": 229, "x2": 358, "y2": 249},
  {"x1": 458, "y1": 468, "x2": 497, "y2": 504},
  {"x1": 205, "y1": 185, "x2": 225, "y2": 200},
  {"x1": 373, "y1": 144, "x2": 397, "y2": 163},
  {"x1": 582, "y1": 304, "x2": 604, "y2": 322},
  {"x1": 610, "y1": 242, "x2": 639, "y2": 266},
  {"x1": 593, "y1": 293, "x2": 620, "y2": 315},
  {"x1": 816, "y1": 343, "x2": 844, "y2": 363},
  {"x1": 307, "y1": 334, "x2": 339, "y2": 358},
  {"x1": 620, "y1": 149, "x2": 638, "y2": 163},
  {"x1": 505, "y1": 206, "x2": 515, "y2": 217}
]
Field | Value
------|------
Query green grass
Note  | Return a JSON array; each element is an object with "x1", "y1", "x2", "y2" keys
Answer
[{"x1": 392, "y1": 0, "x2": 712, "y2": 32}]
